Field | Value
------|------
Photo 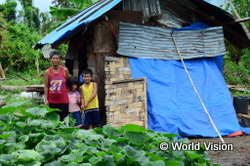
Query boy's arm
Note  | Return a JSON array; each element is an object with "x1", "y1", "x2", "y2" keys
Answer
[
  {"x1": 85, "y1": 82, "x2": 98, "y2": 107},
  {"x1": 79, "y1": 86, "x2": 85, "y2": 109},
  {"x1": 43, "y1": 69, "x2": 49, "y2": 105}
]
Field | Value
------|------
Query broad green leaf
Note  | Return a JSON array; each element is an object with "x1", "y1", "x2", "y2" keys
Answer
[
  {"x1": 110, "y1": 151, "x2": 124, "y2": 160},
  {"x1": 26, "y1": 161, "x2": 42, "y2": 166},
  {"x1": 18, "y1": 135, "x2": 29, "y2": 143},
  {"x1": 123, "y1": 145, "x2": 145, "y2": 159},
  {"x1": 12, "y1": 150, "x2": 44, "y2": 162},
  {"x1": 45, "y1": 112, "x2": 60, "y2": 121},
  {"x1": 115, "y1": 137, "x2": 128, "y2": 142},
  {"x1": 124, "y1": 131, "x2": 149, "y2": 145},
  {"x1": 175, "y1": 138, "x2": 189, "y2": 144},
  {"x1": 15, "y1": 122, "x2": 27, "y2": 128},
  {"x1": 75, "y1": 129, "x2": 94, "y2": 139},
  {"x1": 161, "y1": 133, "x2": 179, "y2": 139},
  {"x1": 109, "y1": 144, "x2": 122, "y2": 153},
  {"x1": 41, "y1": 121, "x2": 56, "y2": 129},
  {"x1": 95, "y1": 155, "x2": 115, "y2": 166},
  {"x1": 2, "y1": 101, "x2": 29, "y2": 108},
  {"x1": 6, "y1": 142, "x2": 26, "y2": 153},
  {"x1": 0, "y1": 134, "x2": 12, "y2": 139},
  {"x1": 165, "y1": 160, "x2": 184, "y2": 166},
  {"x1": 4, "y1": 131, "x2": 16, "y2": 143},
  {"x1": 26, "y1": 107, "x2": 48, "y2": 116},
  {"x1": 60, "y1": 153, "x2": 83, "y2": 162},
  {"x1": 146, "y1": 152, "x2": 168, "y2": 161},
  {"x1": 42, "y1": 145, "x2": 62, "y2": 153},
  {"x1": 141, "y1": 160, "x2": 165, "y2": 166},
  {"x1": 117, "y1": 124, "x2": 146, "y2": 133},
  {"x1": 0, "y1": 154, "x2": 13, "y2": 163},
  {"x1": 28, "y1": 119, "x2": 44, "y2": 127},
  {"x1": 184, "y1": 151, "x2": 202, "y2": 160},
  {"x1": 103, "y1": 138, "x2": 116, "y2": 147},
  {"x1": 0, "y1": 107, "x2": 16, "y2": 114},
  {"x1": 0, "y1": 114, "x2": 12, "y2": 123},
  {"x1": 172, "y1": 150, "x2": 185, "y2": 159},
  {"x1": 78, "y1": 163, "x2": 92, "y2": 166},
  {"x1": 89, "y1": 156, "x2": 102, "y2": 164},
  {"x1": 103, "y1": 124, "x2": 121, "y2": 137},
  {"x1": 88, "y1": 134, "x2": 104, "y2": 141},
  {"x1": 0, "y1": 139, "x2": 6, "y2": 144},
  {"x1": 44, "y1": 161, "x2": 62, "y2": 166},
  {"x1": 29, "y1": 133, "x2": 45, "y2": 138},
  {"x1": 60, "y1": 127, "x2": 78, "y2": 133},
  {"x1": 153, "y1": 136, "x2": 170, "y2": 143},
  {"x1": 36, "y1": 136, "x2": 66, "y2": 152}
]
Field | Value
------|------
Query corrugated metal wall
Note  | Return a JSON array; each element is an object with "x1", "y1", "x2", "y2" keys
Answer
[{"x1": 117, "y1": 22, "x2": 226, "y2": 60}]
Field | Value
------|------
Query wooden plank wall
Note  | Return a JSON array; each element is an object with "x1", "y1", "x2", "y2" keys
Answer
[{"x1": 105, "y1": 57, "x2": 147, "y2": 128}]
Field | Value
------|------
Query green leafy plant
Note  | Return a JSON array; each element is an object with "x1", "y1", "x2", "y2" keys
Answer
[{"x1": 0, "y1": 102, "x2": 219, "y2": 165}]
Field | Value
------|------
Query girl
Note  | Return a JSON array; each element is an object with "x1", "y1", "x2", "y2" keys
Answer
[{"x1": 67, "y1": 77, "x2": 82, "y2": 127}]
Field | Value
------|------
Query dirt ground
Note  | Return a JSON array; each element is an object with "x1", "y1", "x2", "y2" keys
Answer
[
  {"x1": 190, "y1": 105, "x2": 250, "y2": 166},
  {"x1": 190, "y1": 135, "x2": 250, "y2": 166}
]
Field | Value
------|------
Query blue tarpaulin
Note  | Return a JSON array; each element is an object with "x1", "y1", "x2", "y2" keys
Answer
[{"x1": 128, "y1": 22, "x2": 250, "y2": 137}]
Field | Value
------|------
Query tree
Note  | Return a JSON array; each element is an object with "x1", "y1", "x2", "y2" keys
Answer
[
  {"x1": 0, "y1": 0, "x2": 17, "y2": 22},
  {"x1": 47, "y1": 0, "x2": 98, "y2": 32},
  {"x1": 17, "y1": 0, "x2": 41, "y2": 31},
  {"x1": 223, "y1": 0, "x2": 250, "y2": 86}
]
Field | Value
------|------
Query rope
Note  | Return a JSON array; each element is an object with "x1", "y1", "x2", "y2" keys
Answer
[{"x1": 171, "y1": 32, "x2": 225, "y2": 143}]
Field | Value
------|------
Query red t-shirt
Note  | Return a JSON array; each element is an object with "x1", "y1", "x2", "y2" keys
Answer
[{"x1": 48, "y1": 66, "x2": 69, "y2": 104}]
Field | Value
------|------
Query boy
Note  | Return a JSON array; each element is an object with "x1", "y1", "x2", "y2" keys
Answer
[{"x1": 80, "y1": 69, "x2": 100, "y2": 129}]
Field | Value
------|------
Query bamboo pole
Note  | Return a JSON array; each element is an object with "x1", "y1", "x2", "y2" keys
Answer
[
  {"x1": 226, "y1": 0, "x2": 250, "y2": 40},
  {"x1": 0, "y1": 62, "x2": 6, "y2": 79}
]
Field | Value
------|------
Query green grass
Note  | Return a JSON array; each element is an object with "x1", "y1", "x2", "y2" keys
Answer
[{"x1": 0, "y1": 72, "x2": 43, "y2": 86}]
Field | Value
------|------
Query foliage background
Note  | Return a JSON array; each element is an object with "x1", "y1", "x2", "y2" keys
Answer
[{"x1": 0, "y1": 0, "x2": 249, "y2": 93}]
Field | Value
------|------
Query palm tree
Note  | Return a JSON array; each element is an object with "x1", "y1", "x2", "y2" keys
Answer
[{"x1": 47, "y1": 0, "x2": 99, "y2": 33}]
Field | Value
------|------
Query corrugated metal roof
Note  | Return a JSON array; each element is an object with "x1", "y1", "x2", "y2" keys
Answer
[
  {"x1": 34, "y1": 0, "x2": 122, "y2": 49},
  {"x1": 117, "y1": 22, "x2": 226, "y2": 60},
  {"x1": 34, "y1": 0, "x2": 250, "y2": 49}
]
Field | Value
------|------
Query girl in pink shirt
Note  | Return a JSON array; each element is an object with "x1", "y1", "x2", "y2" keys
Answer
[{"x1": 67, "y1": 77, "x2": 82, "y2": 127}]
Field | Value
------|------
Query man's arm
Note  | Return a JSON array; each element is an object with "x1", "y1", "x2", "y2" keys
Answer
[
  {"x1": 44, "y1": 69, "x2": 49, "y2": 105},
  {"x1": 64, "y1": 67, "x2": 71, "y2": 79}
]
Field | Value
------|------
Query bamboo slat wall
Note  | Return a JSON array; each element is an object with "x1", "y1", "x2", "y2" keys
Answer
[{"x1": 105, "y1": 57, "x2": 147, "y2": 128}]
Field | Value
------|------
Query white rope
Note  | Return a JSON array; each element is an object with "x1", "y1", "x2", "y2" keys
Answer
[{"x1": 171, "y1": 32, "x2": 225, "y2": 143}]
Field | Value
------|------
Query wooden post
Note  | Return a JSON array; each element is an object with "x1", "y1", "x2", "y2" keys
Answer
[
  {"x1": 227, "y1": 0, "x2": 250, "y2": 40},
  {"x1": 0, "y1": 62, "x2": 6, "y2": 79},
  {"x1": 96, "y1": 54, "x2": 106, "y2": 126}
]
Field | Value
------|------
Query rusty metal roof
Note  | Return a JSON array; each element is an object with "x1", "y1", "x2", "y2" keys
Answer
[
  {"x1": 160, "y1": 0, "x2": 250, "y2": 49},
  {"x1": 117, "y1": 22, "x2": 226, "y2": 60},
  {"x1": 34, "y1": 0, "x2": 250, "y2": 49},
  {"x1": 34, "y1": 0, "x2": 122, "y2": 49}
]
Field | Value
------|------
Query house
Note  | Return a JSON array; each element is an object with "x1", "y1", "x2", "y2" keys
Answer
[{"x1": 34, "y1": 0, "x2": 250, "y2": 137}]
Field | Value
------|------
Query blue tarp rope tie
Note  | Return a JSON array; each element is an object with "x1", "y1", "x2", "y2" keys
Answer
[{"x1": 171, "y1": 31, "x2": 225, "y2": 143}]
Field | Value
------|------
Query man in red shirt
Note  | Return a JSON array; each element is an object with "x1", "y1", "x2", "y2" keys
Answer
[{"x1": 44, "y1": 50, "x2": 71, "y2": 121}]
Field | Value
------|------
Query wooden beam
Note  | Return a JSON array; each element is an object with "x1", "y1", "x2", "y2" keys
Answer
[
  {"x1": 0, "y1": 62, "x2": 5, "y2": 79},
  {"x1": 235, "y1": 17, "x2": 250, "y2": 23},
  {"x1": 226, "y1": 0, "x2": 250, "y2": 40}
]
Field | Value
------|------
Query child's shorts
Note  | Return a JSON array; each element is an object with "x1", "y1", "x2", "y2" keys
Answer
[
  {"x1": 70, "y1": 111, "x2": 82, "y2": 126},
  {"x1": 82, "y1": 108, "x2": 100, "y2": 127}
]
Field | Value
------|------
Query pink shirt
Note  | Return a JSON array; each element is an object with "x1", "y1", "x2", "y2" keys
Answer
[{"x1": 68, "y1": 91, "x2": 81, "y2": 112}]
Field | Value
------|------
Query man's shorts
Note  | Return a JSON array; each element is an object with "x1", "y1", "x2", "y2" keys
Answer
[{"x1": 82, "y1": 108, "x2": 100, "y2": 127}]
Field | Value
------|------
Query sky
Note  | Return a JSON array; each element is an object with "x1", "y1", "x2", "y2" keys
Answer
[{"x1": 0, "y1": 0, "x2": 225, "y2": 13}]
